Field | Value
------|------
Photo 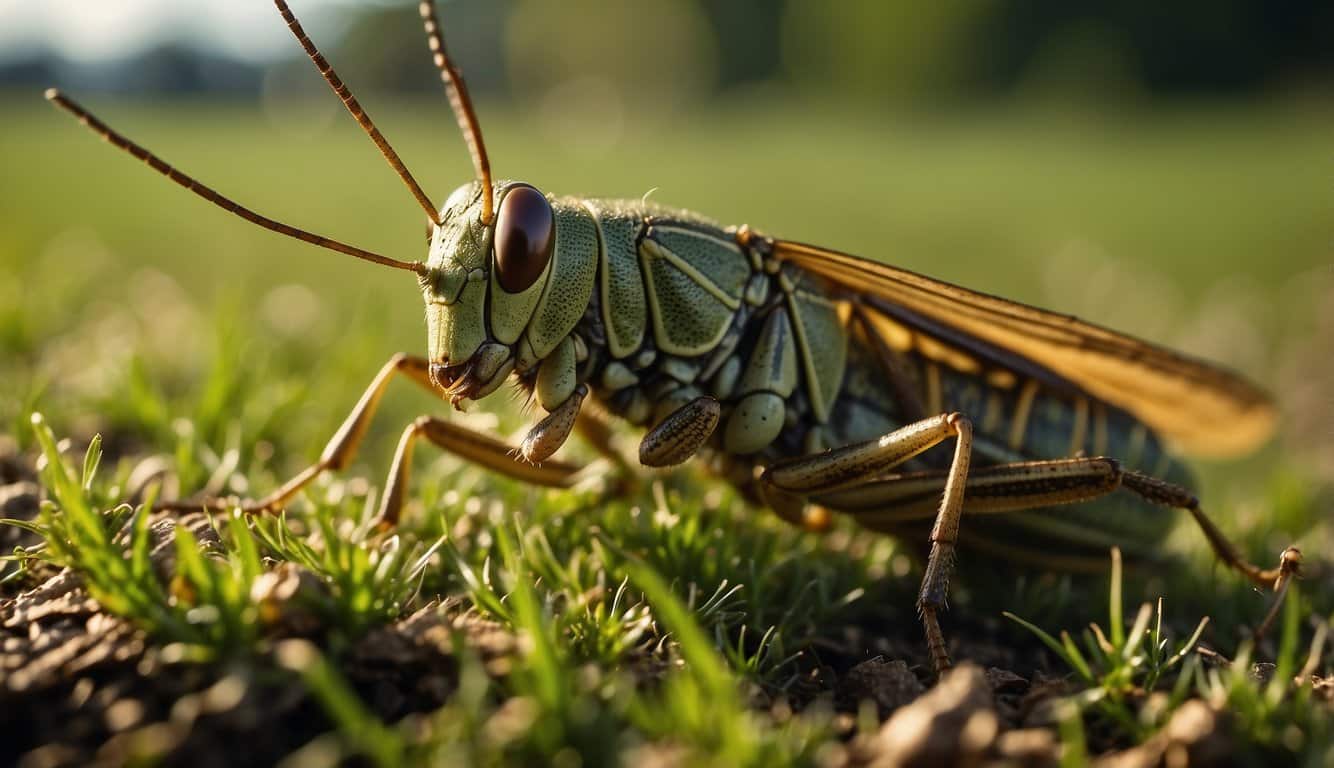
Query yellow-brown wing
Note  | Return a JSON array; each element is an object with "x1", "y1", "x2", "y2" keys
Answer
[{"x1": 773, "y1": 240, "x2": 1275, "y2": 458}]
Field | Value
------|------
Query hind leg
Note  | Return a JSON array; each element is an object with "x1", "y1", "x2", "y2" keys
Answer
[{"x1": 760, "y1": 416, "x2": 1298, "y2": 673}]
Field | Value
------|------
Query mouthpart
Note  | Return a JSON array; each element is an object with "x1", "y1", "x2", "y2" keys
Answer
[{"x1": 429, "y1": 342, "x2": 514, "y2": 407}]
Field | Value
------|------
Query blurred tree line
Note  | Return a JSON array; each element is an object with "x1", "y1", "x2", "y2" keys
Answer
[
  {"x1": 4, "y1": 0, "x2": 1330, "y2": 104},
  {"x1": 340, "y1": 0, "x2": 1334, "y2": 106}
]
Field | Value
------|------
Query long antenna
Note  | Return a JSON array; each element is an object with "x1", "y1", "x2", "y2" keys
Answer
[
  {"x1": 419, "y1": 0, "x2": 495, "y2": 225},
  {"x1": 46, "y1": 89, "x2": 425, "y2": 275},
  {"x1": 273, "y1": 0, "x2": 441, "y2": 225}
]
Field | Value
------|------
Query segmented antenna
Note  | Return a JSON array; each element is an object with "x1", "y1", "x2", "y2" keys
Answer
[
  {"x1": 273, "y1": 0, "x2": 441, "y2": 225},
  {"x1": 45, "y1": 89, "x2": 425, "y2": 275},
  {"x1": 419, "y1": 0, "x2": 495, "y2": 225}
]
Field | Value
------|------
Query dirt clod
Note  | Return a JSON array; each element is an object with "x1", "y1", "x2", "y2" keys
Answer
[
  {"x1": 1018, "y1": 673, "x2": 1074, "y2": 729},
  {"x1": 251, "y1": 562, "x2": 330, "y2": 637},
  {"x1": 865, "y1": 663, "x2": 999, "y2": 768},
  {"x1": 836, "y1": 658, "x2": 925, "y2": 718},
  {"x1": 994, "y1": 728, "x2": 1060, "y2": 766},
  {"x1": 0, "y1": 480, "x2": 41, "y2": 553},
  {"x1": 1095, "y1": 700, "x2": 1230, "y2": 768},
  {"x1": 146, "y1": 514, "x2": 223, "y2": 584}
]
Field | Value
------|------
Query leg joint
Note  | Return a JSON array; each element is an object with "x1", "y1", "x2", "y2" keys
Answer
[
  {"x1": 916, "y1": 542, "x2": 955, "y2": 609},
  {"x1": 1122, "y1": 469, "x2": 1197, "y2": 508},
  {"x1": 944, "y1": 412, "x2": 972, "y2": 436}
]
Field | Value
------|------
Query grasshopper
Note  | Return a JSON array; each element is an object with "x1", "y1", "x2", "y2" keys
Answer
[{"x1": 46, "y1": 0, "x2": 1298, "y2": 673}]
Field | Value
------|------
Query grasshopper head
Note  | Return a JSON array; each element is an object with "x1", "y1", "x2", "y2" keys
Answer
[
  {"x1": 49, "y1": 0, "x2": 520, "y2": 410},
  {"x1": 423, "y1": 180, "x2": 555, "y2": 405}
]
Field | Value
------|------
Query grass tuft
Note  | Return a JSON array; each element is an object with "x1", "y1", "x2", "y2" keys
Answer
[{"x1": 1007, "y1": 547, "x2": 1332, "y2": 761}]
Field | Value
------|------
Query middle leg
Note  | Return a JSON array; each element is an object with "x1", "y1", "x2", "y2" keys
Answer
[{"x1": 760, "y1": 412, "x2": 975, "y2": 673}]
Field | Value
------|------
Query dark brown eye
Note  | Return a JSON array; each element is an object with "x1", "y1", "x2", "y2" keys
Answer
[{"x1": 494, "y1": 184, "x2": 554, "y2": 293}]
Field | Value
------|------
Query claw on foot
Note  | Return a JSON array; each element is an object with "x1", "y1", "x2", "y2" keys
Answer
[{"x1": 1254, "y1": 546, "x2": 1303, "y2": 641}]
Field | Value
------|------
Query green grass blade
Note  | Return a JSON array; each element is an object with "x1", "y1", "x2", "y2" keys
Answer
[
  {"x1": 1004, "y1": 611, "x2": 1095, "y2": 684},
  {"x1": 226, "y1": 510, "x2": 263, "y2": 587},
  {"x1": 1108, "y1": 547, "x2": 1124, "y2": 648},
  {"x1": 496, "y1": 526, "x2": 567, "y2": 710},
  {"x1": 1269, "y1": 584, "x2": 1302, "y2": 707},
  {"x1": 1057, "y1": 700, "x2": 1088, "y2": 768},
  {"x1": 1121, "y1": 602, "x2": 1154, "y2": 663},
  {"x1": 627, "y1": 559, "x2": 733, "y2": 701},
  {"x1": 1164, "y1": 616, "x2": 1210, "y2": 670},
  {"x1": 275, "y1": 640, "x2": 405, "y2": 768},
  {"x1": 80, "y1": 434, "x2": 102, "y2": 492},
  {"x1": 1060, "y1": 631, "x2": 1096, "y2": 683},
  {"x1": 0, "y1": 519, "x2": 47, "y2": 536}
]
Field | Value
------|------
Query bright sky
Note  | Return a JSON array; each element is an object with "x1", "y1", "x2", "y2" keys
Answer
[{"x1": 0, "y1": 0, "x2": 355, "y2": 62}]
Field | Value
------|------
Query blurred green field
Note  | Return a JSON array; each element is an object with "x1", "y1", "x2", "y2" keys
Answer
[
  {"x1": 2, "y1": 91, "x2": 1333, "y2": 764},
  {"x1": 7, "y1": 96, "x2": 1332, "y2": 293}
]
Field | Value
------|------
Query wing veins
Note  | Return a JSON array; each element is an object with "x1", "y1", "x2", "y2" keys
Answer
[{"x1": 772, "y1": 239, "x2": 1275, "y2": 457}]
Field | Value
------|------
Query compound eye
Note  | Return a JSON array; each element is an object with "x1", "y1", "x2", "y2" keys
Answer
[{"x1": 494, "y1": 184, "x2": 554, "y2": 293}]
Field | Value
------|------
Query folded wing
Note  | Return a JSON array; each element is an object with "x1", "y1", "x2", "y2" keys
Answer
[{"x1": 773, "y1": 240, "x2": 1275, "y2": 458}]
